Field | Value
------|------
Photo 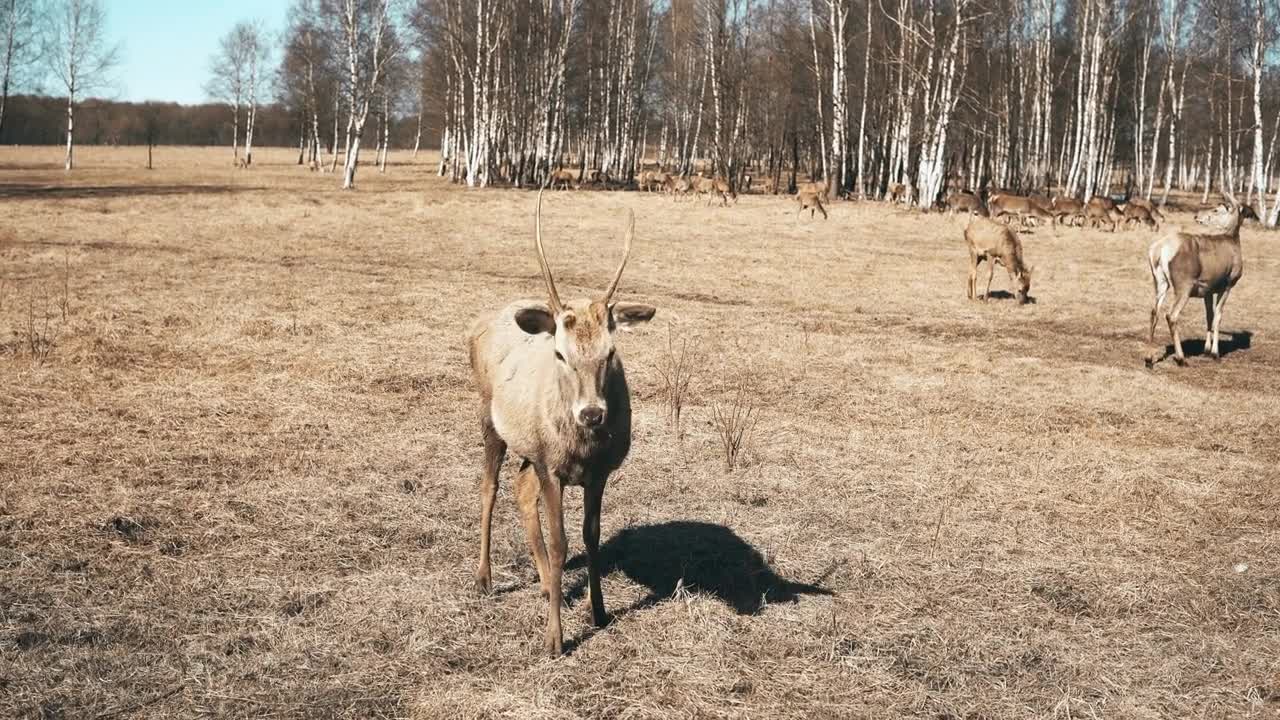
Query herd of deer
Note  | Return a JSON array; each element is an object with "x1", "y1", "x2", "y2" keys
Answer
[
  {"x1": 944, "y1": 189, "x2": 1165, "y2": 232},
  {"x1": 465, "y1": 179, "x2": 1247, "y2": 655}
]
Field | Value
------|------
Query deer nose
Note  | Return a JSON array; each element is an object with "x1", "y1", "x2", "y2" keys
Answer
[{"x1": 579, "y1": 406, "x2": 605, "y2": 427}]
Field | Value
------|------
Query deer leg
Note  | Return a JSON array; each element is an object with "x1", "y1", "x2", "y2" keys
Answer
[
  {"x1": 514, "y1": 463, "x2": 550, "y2": 597},
  {"x1": 535, "y1": 465, "x2": 566, "y2": 656},
  {"x1": 1165, "y1": 285, "x2": 1194, "y2": 366},
  {"x1": 582, "y1": 479, "x2": 608, "y2": 628},
  {"x1": 985, "y1": 260, "x2": 996, "y2": 301},
  {"x1": 1203, "y1": 294, "x2": 1216, "y2": 355},
  {"x1": 819, "y1": 203, "x2": 828, "y2": 220},
  {"x1": 967, "y1": 256, "x2": 978, "y2": 300},
  {"x1": 475, "y1": 417, "x2": 507, "y2": 594},
  {"x1": 1210, "y1": 287, "x2": 1233, "y2": 358}
]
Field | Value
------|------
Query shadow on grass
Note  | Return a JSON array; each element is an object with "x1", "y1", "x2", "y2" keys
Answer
[
  {"x1": 1153, "y1": 330, "x2": 1253, "y2": 364},
  {"x1": 560, "y1": 521, "x2": 834, "y2": 654},
  {"x1": 564, "y1": 520, "x2": 833, "y2": 616},
  {"x1": 979, "y1": 290, "x2": 1036, "y2": 304},
  {"x1": 0, "y1": 183, "x2": 253, "y2": 201}
]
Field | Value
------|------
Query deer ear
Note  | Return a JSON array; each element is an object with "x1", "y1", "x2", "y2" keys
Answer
[
  {"x1": 515, "y1": 307, "x2": 557, "y2": 336},
  {"x1": 611, "y1": 303, "x2": 656, "y2": 328}
]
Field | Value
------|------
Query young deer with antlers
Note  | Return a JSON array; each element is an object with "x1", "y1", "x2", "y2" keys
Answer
[{"x1": 467, "y1": 190, "x2": 657, "y2": 655}]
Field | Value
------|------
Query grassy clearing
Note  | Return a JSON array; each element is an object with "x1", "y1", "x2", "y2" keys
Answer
[{"x1": 1, "y1": 145, "x2": 1278, "y2": 719}]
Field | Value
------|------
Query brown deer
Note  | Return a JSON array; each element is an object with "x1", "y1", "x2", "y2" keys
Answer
[
  {"x1": 1145, "y1": 201, "x2": 1245, "y2": 367},
  {"x1": 1050, "y1": 196, "x2": 1084, "y2": 226},
  {"x1": 945, "y1": 190, "x2": 987, "y2": 218},
  {"x1": 468, "y1": 190, "x2": 657, "y2": 655},
  {"x1": 1121, "y1": 203, "x2": 1160, "y2": 231},
  {"x1": 796, "y1": 189, "x2": 828, "y2": 219},
  {"x1": 696, "y1": 176, "x2": 735, "y2": 206},
  {"x1": 989, "y1": 194, "x2": 1054, "y2": 228},
  {"x1": 550, "y1": 168, "x2": 577, "y2": 190},
  {"x1": 1084, "y1": 197, "x2": 1122, "y2": 231},
  {"x1": 965, "y1": 215, "x2": 1033, "y2": 304},
  {"x1": 1127, "y1": 196, "x2": 1165, "y2": 225},
  {"x1": 887, "y1": 182, "x2": 912, "y2": 204}
]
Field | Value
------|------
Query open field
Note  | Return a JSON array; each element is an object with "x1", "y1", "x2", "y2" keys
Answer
[{"x1": 2, "y1": 145, "x2": 1278, "y2": 719}]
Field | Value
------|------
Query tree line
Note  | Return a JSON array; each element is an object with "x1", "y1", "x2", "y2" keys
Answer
[
  {"x1": 4, "y1": 0, "x2": 1280, "y2": 221},
  {"x1": 411, "y1": 0, "x2": 1280, "y2": 225}
]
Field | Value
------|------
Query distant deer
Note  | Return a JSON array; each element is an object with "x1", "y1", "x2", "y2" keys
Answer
[
  {"x1": 550, "y1": 168, "x2": 576, "y2": 190},
  {"x1": 945, "y1": 190, "x2": 987, "y2": 218},
  {"x1": 1050, "y1": 196, "x2": 1084, "y2": 226},
  {"x1": 467, "y1": 190, "x2": 657, "y2": 655},
  {"x1": 887, "y1": 182, "x2": 912, "y2": 204},
  {"x1": 696, "y1": 176, "x2": 735, "y2": 206},
  {"x1": 795, "y1": 189, "x2": 828, "y2": 219},
  {"x1": 1084, "y1": 197, "x2": 1122, "y2": 231},
  {"x1": 989, "y1": 193, "x2": 1054, "y2": 228},
  {"x1": 1121, "y1": 203, "x2": 1160, "y2": 231},
  {"x1": 965, "y1": 215, "x2": 1033, "y2": 304},
  {"x1": 1145, "y1": 199, "x2": 1245, "y2": 367}
]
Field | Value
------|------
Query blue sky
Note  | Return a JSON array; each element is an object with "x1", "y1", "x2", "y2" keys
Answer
[{"x1": 106, "y1": 1, "x2": 290, "y2": 104}]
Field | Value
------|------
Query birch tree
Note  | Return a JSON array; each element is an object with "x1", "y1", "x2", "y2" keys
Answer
[
  {"x1": 1, "y1": 0, "x2": 39, "y2": 139},
  {"x1": 328, "y1": 0, "x2": 402, "y2": 189},
  {"x1": 43, "y1": 0, "x2": 118, "y2": 171},
  {"x1": 208, "y1": 25, "x2": 250, "y2": 164}
]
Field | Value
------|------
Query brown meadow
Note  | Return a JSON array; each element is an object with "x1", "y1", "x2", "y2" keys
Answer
[{"x1": 2, "y1": 146, "x2": 1278, "y2": 719}]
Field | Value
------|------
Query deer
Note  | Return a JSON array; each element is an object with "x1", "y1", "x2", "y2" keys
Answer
[
  {"x1": 1145, "y1": 200, "x2": 1246, "y2": 368},
  {"x1": 1121, "y1": 202, "x2": 1160, "y2": 231},
  {"x1": 796, "y1": 189, "x2": 828, "y2": 219},
  {"x1": 668, "y1": 175, "x2": 693, "y2": 200},
  {"x1": 696, "y1": 176, "x2": 735, "y2": 207},
  {"x1": 887, "y1": 182, "x2": 912, "y2": 204},
  {"x1": 1050, "y1": 196, "x2": 1084, "y2": 226},
  {"x1": 945, "y1": 190, "x2": 987, "y2": 218},
  {"x1": 1126, "y1": 196, "x2": 1165, "y2": 225},
  {"x1": 468, "y1": 189, "x2": 657, "y2": 655},
  {"x1": 989, "y1": 193, "x2": 1054, "y2": 228},
  {"x1": 1084, "y1": 197, "x2": 1123, "y2": 231},
  {"x1": 550, "y1": 168, "x2": 577, "y2": 190},
  {"x1": 965, "y1": 214, "x2": 1033, "y2": 304}
]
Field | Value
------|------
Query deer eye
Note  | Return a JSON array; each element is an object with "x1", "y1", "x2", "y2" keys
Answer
[{"x1": 554, "y1": 351, "x2": 566, "y2": 363}]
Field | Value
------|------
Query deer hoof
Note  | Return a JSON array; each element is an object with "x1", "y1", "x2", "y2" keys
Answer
[
  {"x1": 474, "y1": 571, "x2": 492, "y2": 595},
  {"x1": 543, "y1": 634, "x2": 563, "y2": 656},
  {"x1": 1207, "y1": 351, "x2": 1220, "y2": 362},
  {"x1": 1173, "y1": 356, "x2": 1187, "y2": 367}
]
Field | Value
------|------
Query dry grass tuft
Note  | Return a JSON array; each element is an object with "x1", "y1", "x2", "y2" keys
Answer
[{"x1": 2, "y1": 145, "x2": 1279, "y2": 719}]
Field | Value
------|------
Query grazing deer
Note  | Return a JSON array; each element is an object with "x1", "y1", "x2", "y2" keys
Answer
[
  {"x1": 989, "y1": 193, "x2": 1054, "y2": 228},
  {"x1": 965, "y1": 215, "x2": 1033, "y2": 304},
  {"x1": 550, "y1": 168, "x2": 576, "y2": 190},
  {"x1": 1050, "y1": 196, "x2": 1084, "y2": 226},
  {"x1": 946, "y1": 190, "x2": 987, "y2": 218},
  {"x1": 696, "y1": 176, "x2": 735, "y2": 207},
  {"x1": 1084, "y1": 197, "x2": 1122, "y2": 231},
  {"x1": 1126, "y1": 196, "x2": 1165, "y2": 225},
  {"x1": 1145, "y1": 201, "x2": 1245, "y2": 367},
  {"x1": 1121, "y1": 203, "x2": 1160, "y2": 231},
  {"x1": 468, "y1": 190, "x2": 657, "y2": 655},
  {"x1": 669, "y1": 175, "x2": 693, "y2": 200},
  {"x1": 796, "y1": 189, "x2": 828, "y2": 219}
]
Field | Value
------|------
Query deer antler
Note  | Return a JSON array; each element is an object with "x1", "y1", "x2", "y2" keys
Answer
[
  {"x1": 602, "y1": 209, "x2": 634, "y2": 305},
  {"x1": 534, "y1": 187, "x2": 564, "y2": 315}
]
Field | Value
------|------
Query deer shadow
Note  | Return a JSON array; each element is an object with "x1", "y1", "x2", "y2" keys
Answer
[
  {"x1": 981, "y1": 290, "x2": 1037, "y2": 304},
  {"x1": 0, "y1": 183, "x2": 251, "y2": 201},
  {"x1": 1155, "y1": 329, "x2": 1253, "y2": 363},
  {"x1": 564, "y1": 521, "x2": 833, "y2": 619}
]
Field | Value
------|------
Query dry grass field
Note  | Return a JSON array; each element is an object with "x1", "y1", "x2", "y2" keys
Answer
[{"x1": 2, "y1": 145, "x2": 1278, "y2": 719}]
